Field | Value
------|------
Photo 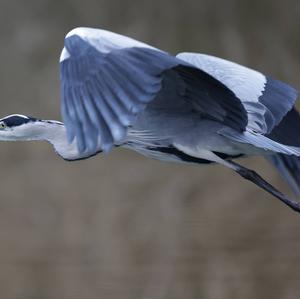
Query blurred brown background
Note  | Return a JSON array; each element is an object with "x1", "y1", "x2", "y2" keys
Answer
[{"x1": 0, "y1": 0, "x2": 300, "y2": 298}]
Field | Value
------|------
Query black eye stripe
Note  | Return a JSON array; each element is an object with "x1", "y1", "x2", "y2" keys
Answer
[{"x1": 1, "y1": 116, "x2": 36, "y2": 127}]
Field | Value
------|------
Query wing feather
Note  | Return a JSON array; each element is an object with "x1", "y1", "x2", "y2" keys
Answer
[
  {"x1": 60, "y1": 28, "x2": 249, "y2": 154},
  {"x1": 177, "y1": 52, "x2": 298, "y2": 134}
]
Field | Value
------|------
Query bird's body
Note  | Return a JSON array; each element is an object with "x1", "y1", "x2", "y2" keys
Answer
[
  {"x1": 1, "y1": 27, "x2": 300, "y2": 212},
  {"x1": 128, "y1": 111, "x2": 258, "y2": 162}
]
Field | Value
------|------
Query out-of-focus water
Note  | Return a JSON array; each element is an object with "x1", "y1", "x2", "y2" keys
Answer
[{"x1": 0, "y1": 1, "x2": 300, "y2": 298}]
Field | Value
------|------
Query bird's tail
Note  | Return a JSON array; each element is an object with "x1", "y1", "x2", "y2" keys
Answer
[{"x1": 267, "y1": 108, "x2": 300, "y2": 195}]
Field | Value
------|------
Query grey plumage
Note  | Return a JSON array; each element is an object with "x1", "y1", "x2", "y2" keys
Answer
[
  {"x1": 61, "y1": 35, "x2": 249, "y2": 153},
  {"x1": 1, "y1": 26, "x2": 296, "y2": 213},
  {"x1": 58, "y1": 27, "x2": 300, "y2": 211}
]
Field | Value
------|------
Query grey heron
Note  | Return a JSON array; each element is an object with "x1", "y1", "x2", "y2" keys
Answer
[{"x1": 1, "y1": 27, "x2": 300, "y2": 212}]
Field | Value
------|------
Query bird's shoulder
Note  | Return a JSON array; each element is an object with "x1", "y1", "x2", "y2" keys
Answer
[{"x1": 60, "y1": 27, "x2": 159, "y2": 62}]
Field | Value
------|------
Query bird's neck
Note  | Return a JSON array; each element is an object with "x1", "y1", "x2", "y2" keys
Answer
[
  {"x1": 42, "y1": 122, "x2": 81, "y2": 160},
  {"x1": 28, "y1": 121, "x2": 89, "y2": 161}
]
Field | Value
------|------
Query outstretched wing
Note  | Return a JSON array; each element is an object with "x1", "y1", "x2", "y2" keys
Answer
[
  {"x1": 60, "y1": 28, "x2": 178, "y2": 153},
  {"x1": 60, "y1": 28, "x2": 248, "y2": 154},
  {"x1": 176, "y1": 52, "x2": 298, "y2": 134}
]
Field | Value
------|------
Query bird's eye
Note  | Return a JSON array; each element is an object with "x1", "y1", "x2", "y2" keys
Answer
[{"x1": 0, "y1": 123, "x2": 6, "y2": 130}]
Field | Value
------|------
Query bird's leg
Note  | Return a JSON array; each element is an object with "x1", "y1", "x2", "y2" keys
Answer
[
  {"x1": 171, "y1": 145, "x2": 300, "y2": 212},
  {"x1": 226, "y1": 160, "x2": 300, "y2": 213}
]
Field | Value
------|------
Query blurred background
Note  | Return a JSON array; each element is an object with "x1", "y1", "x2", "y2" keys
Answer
[{"x1": 0, "y1": 0, "x2": 300, "y2": 298}]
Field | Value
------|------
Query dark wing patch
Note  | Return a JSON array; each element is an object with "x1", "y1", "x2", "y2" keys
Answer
[
  {"x1": 260, "y1": 76, "x2": 298, "y2": 133},
  {"x1": 267, "y1": 108, "x2": 300, "y2": 147},
  {"x1": 176, "y1": 52, "x2": 298, "y2": 135},
  {"x1": 174, "y1": 66, "x2": 247, "y2": 131}
]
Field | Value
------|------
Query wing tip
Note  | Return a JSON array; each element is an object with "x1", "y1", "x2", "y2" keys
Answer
[
  {"x1": 265, "y1": 76, "x2": 299, "y2": 101},
  {"x1": 60, "y1": 47, "x2": 70, "y2": 62}
]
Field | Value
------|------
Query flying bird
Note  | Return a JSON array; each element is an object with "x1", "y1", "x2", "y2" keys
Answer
[{"x1": 1, "y1": 27, "x2": 300, "y2": 212}]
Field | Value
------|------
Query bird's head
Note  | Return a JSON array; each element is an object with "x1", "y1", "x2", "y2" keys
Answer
[
  {"x1": 0, "y1": 114, "x2": 41, "y2": 141},
  {"x1": 0, "y1": 114, "x2": 63, "y2": 141},
  {"x1": 0, "y1": 114, "x2": 85, "y2": 160}
]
